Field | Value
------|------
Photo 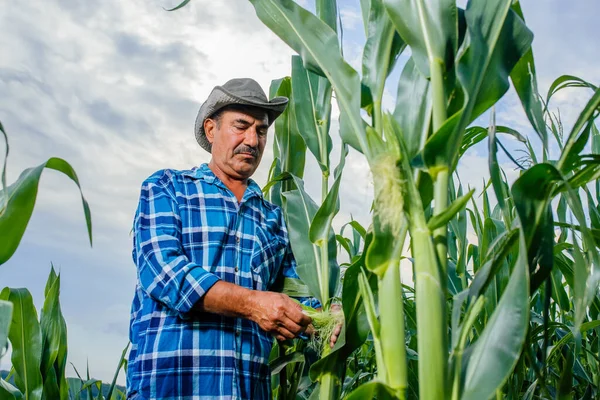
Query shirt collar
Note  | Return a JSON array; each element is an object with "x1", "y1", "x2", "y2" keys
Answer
[{"x1": 183, "y1": 163, "x2": 264, "y2": 200}]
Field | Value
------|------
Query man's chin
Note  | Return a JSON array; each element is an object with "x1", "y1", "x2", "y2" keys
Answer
[{"x1": 231, "y1": 163, "x2": 258, "y2": 179}]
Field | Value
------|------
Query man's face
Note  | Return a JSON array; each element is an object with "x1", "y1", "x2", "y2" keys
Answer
[{"x1": 204, "y1": 107, "x2": 269, "y2": 180}]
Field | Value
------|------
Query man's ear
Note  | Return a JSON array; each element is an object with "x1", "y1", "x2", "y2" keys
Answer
[{"x1": 204, "y1": 118, "x2": 215, "y2": 144}]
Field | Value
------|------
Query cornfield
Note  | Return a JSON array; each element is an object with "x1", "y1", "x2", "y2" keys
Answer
[{"x1": 1, "y1": 0, "x2": 600, "y2": 399}]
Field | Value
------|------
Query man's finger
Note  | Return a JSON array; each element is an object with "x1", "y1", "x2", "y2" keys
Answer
[
  {"x1": 279, "y1": 316, "x2": 304, "y2": 336},
  {"x1": 330, "y1": 323, "x2": 342, "y2": 348},
  {"x1": 285, "y1": 306, "x2": 312, "y2": 327},
  {"x1": 333, "y1": 324, "x2": 342, "y2": 336},
  {"x1": 275, "y1": 334, "x2": 286, "y2": 342},
  {"x1": 277, "y1": 326, "x2": 296, "y2": 340}
]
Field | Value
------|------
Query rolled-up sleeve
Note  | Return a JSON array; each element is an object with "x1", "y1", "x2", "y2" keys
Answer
[{"x1": 133, "y1": 171, "x2": 220, "y2": 315}]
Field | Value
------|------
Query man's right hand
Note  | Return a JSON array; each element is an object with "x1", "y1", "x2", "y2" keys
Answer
[{"x1": 248, "y1": 291, "x2": 312, "y2": 342}]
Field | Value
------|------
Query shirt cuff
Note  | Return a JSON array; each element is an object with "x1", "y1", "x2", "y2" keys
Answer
[{"x1": 175, "y1": 266, "x2": 221, "y2": 314}]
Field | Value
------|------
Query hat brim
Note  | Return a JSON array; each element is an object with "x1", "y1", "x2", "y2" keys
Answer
[{"x1": 194, "y1": 86, "x2": 289, "y2": 153}]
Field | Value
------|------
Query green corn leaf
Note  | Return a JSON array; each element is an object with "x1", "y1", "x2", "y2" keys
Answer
[
  {"x1": 270, "y1": 351, "x2": 304, "y2": 375},
  {"x1": 450, "y1": 289, "x2": 469, "y2": 349},
  {"x1": 359, "y1": 0, "x2": 370, "y2": 35},
  {"x1": 457, "y1": 1, "x2": 533, "y2": 123},
  {"x1": 40, "y1": 268, "x2": 62, "y2": 377},
  {"x1": 312, "y1": 266, "x2": 383, "y2": 386},
  {"x1": 362, "y1": 0, "x2": 406, "y2": 116},
  {"x1": 468, "y1": 229, "x2": 519, "y2": 300},
  {"x1": 309, "y1": 233, "x2": 377, "y2": 381},
  {"x1": 393, "y1": 57, "x2": 432, "y2": 159},
  {"x1": 357, "y1": 269, "x2": 379, "y2": 340},
  {"x1": 249, "y1": 0, "x2": 368, "y2": 157},
  {"x1": 572, "y1": 239, "x2": 591, "y2": 332},
  {"x1": 449, "y1": 179, "x2": 468, "y2": 276},
  {"x1": 66, "y1": 376, "x2": 83, "y2": 400},
  {"x1": 281, "y1": 175, "x2": 338, "y2": 305},
  {"x1": 567, "y1": 155, "x2": 600, "y2": 190},
  {"x1": 163, "y1": 0, "x2": 191, "y2": 11},
  {"x1": 545, "y1": 74, "x2": 598, "y2": 108},
  {"x1": 264, "y1": 157, "x2": 282, "y2": 207},
  {"x1": 339, "y1": 235, "x2": 376, "y2": 353},
  {"x1": 460, "y1": 126, "x2": 487, "y2": 157},
  {"x1": 291, "y1": 56, "x2": 331, "y2": 173},
  {"x1": 569, "y1": 155, "x2": 600, "y2": 190},
  {"x1": 511, "y1": 164, "x2": 558, "y2": 292},
  {"x1": 345, "y1": 380, "x2": 396, "y2": 400},
  {"x1": 0, "y1": 300, "x2": 12, "y2": 356},
  {"x1": 316, "y1": 0, "x2": 337, "y2": 31},
  {"x1": 261, "y1": 167, "x2": 290, "y2": 198},
  {"x1": 309, "y1": 145, "x2": 348, "y2": 245},
  {"x1": 340, "y1": 219, "x2": 367, "y2": 245},
  {"x1": 383, "y1": 0, "x2": 457, "y2": 78},
  {"x1": 1, "y1": 122, "x2": 8, "y2": 198},
  {"x1": 488, "y1": 110, "x2": 511, "y2": 224},
  {"x1": 269, "y1": 76, "x2": 307, "y2": 182},
  {"x1": 105, "y1": 342, "x2": 130, "y2": 400},
  {"x1": 0, "y1": 157, "x2": 92, "y2": 265},
  {"x1": 557, "y1": 88, "x2": 600, "y2": 172},
  {"x1": 280, "y1": 277, "x2": 312, "y2": 298},
  {"x1": 550, "y1": 267, "x2": 570, "y2": 312},
  {"x1": 40, "y1": 267, "x2": 69, "y2": 400},
  {"x1": 554, "y1": 222, "x2": 600, "y2": 249},
  {"x1": 0, "y1": 380, "x2": 22, "y2": 400},
  {"x1": 459, "y1": 125, "x2": 528, "y2": 160},
  {"x1": 427, "y1": 188, "x2": 474, "y2": 231},
  {"x1": 509, "y1": 1, "x2": 548, "y2": 147},
  {"x1": 592, "y1": 122, "x2": 600, "y2": 154},
  {"x1": 0, "y1": 288, "x2": 43, "y2": 400},
  {"x1": 546, "y1": 320, "x2": 600, "y2": 363},
  {"x1": 42, "y1": 369, "x2": 60, "y2": 400},
  {"x1": 461, "y1": 234, "x2": 529, "y2": 400},
  {"x1": 515, "y1": 163, "x2": 600, "y2": 333},
  {"x1": 335, "y1": 234, "x2": 354, "y2": 259},
  {"x1": 423, "y1": 0, "x2": 533, "y2": 170}
]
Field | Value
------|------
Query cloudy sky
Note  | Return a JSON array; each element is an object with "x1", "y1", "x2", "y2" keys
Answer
[{"x1": 1, "y1": 0, "x2": 599, "y2": 385}]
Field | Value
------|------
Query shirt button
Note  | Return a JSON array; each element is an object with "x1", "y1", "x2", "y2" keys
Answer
[
  {"x1": 236, "y1": 236, "x2": 240, "y2": 243},
  {"x1": 235, "y1": 266, "x2": 239, "y2": 272},
  {"x1": 235, "y1": 330, "x2": 241, "y2": 336}
]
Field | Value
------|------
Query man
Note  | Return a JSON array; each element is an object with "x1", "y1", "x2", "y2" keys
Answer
[{"x1": 127, "y1": 78, "x2": 334, "y2": 399}]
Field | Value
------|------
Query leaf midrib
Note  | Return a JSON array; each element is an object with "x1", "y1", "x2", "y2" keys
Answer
[{"x1": 263, "y1": 0, "x2": 369, "y2": 158}]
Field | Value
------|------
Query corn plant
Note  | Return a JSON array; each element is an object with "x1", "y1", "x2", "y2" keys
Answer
[
  {"x1": 0, "y1": 125, "x2": 129, "y2": 399},
  {"x1": 244, "y1": 0, "x2": 600, "y2": 399},
  {"x1": 0, "y1": 266, "x2": 129, "y2": 400},
  {"x1": 0, "y1": 122, "x2": 92, "y2": 267},
  {"x1": 174, "y1": 0, "x2": 600, "y2": 397}
]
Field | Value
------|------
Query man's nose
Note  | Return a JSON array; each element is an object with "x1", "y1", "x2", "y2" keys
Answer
[{"x1": 244, "y1": 126, "x2": 259, "y2": 147}]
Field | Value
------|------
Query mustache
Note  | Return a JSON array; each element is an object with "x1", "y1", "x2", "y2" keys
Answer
[{"x1": 234, "y1": 145, "x2": 259, "y2": 157}]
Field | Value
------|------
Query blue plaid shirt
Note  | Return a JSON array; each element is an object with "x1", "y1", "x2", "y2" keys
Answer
[{"x1": 127, "y1": 164, "x2": 313, "y2": 400}]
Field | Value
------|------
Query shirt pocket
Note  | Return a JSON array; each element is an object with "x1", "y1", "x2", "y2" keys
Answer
[{"x1": 250, "y1": 226, "x2": 285, "y2": 291}]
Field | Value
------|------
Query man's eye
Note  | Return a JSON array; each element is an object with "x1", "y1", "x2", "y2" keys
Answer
[{"x1": 258, "y1": 130, "x2": 268, "y2": 136}]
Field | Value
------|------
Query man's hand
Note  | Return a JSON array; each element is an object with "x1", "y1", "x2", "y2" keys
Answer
[
  {"x1": 249, "y1": 291, "x2": 312, "y2": 342},
  {"x1": 329, "y1": 304, "x2": 343, "y2": 349}
]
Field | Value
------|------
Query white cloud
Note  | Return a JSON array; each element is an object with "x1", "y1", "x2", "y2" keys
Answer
[{"x1": 340, "y1": 8, "x2": 362, "y2": 31}]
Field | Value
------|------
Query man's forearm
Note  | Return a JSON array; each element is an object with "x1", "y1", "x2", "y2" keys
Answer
[
  {"x1": 194, "y1": 280, "x2": 313, "y2": 342},
  {"x1": 195, "y1": 280, "x2": 255, "y2": 319}
]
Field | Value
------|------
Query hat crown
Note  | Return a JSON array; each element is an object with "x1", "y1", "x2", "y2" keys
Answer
[
  {"x1": 194, "y1": 77, "x2": 289, "y2": 153},
  {"x1": 220, "y1": 78, "x2": 268, "y2": 102}
]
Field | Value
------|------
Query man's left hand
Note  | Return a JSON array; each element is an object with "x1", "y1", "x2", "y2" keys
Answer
[{"x1": 329, "y1": 304, "x2": 342, "y2": 349}]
